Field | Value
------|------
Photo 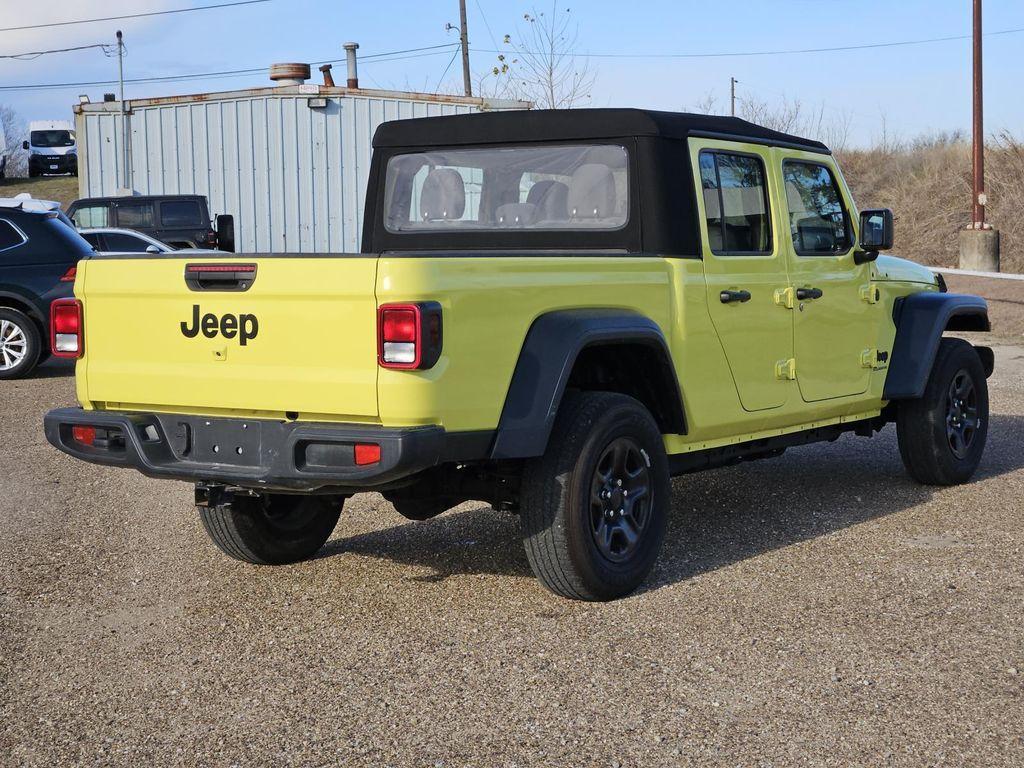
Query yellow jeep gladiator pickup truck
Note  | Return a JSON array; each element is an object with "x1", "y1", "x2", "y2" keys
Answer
[{"x1": 45, "y1": 109, "x2": 993, "y2": 601}]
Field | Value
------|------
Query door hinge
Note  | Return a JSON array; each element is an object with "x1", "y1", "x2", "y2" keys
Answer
[
  {"x1": 861, "y1": 348, "x2": 889, "y2": 369},
  {"x1": 774, "y1": 286, "x2": 796, "y2": 310},
  {"x1": 775, "y1": 358, "x2": 797, "y2": 380},
  {"x1": 859, "y1": 283, "x2": 881, "y2": 304}
]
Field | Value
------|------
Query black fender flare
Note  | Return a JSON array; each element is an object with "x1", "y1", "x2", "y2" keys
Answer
[
  {"x1": 883, "y1": 292, "x2": 990, "y2": 400},
  {"x1": 489, "y1": 309, "x2": 686, "y2": 460}
]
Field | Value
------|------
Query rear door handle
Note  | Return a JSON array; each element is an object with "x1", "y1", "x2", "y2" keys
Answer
[
  {"x1": 720, "y1": 289, "x2": 752, "y2": 304},
  {"x1": 796, "y1": 287, "x2": 823, "y2": 301}
]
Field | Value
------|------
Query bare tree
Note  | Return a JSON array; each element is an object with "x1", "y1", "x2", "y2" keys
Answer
[
  {"x1": 482, "y1": 3, "x2": 596, "y2": 108},
  {"x1": 1, "y1": 105, "x2": 28, "y2": 178}
]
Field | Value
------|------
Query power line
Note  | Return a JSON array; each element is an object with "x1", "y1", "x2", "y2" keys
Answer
[
  {"x1": 0, "y1": 0, "x2": 272, "y2": 33},
  {"x1": 473, "y1": 24, "x2": 1024, "y2": 60},
  {"x1": 0, "y1": 45, "x2": 460, "y2": 92},
  {"x1": 0, "y1": 42, "x2": 117, "y2": 61}
]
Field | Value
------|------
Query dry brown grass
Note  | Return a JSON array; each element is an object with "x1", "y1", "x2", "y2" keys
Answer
[{"x1": 838, "y1": 134, "x2": 1024, "y2": 274}]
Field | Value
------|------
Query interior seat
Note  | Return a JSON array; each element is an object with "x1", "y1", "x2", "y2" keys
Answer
[{"x1": 419, "y1": 168, "x2": 466, "y2": 223}]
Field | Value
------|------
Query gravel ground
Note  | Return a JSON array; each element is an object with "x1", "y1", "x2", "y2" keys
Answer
[{"x1": 2, "y1": 346, "x2": 1023, "y2": 768}]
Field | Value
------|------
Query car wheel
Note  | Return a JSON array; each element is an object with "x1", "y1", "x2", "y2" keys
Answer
[
  {"x1": 198, "y1": 493, "x2": 343, "y2": 565},
  {"x1": 897, "y1": 338, "x2": 989, "y2": 486},
  {"x1": 520, "y1": 392, "x2": 670, "y2": 601},
  {"x1": 0, "y1": 308, "x2": 42, "y2": 380}
]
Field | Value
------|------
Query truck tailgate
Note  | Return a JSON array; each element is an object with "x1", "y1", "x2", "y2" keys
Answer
[{"x1": 78, "y1": 256, "x2": 380, "y2": 421}]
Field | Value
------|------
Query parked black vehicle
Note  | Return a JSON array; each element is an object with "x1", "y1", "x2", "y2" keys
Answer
[
  {"x1": 66, "y1": 195, "x2": 234, "y2": 252},
  {"x1": 0, "y1": 199, "x2": 93, "y2": 379}
]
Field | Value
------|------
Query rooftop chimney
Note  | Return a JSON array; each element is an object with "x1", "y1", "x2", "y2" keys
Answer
[
  {"x1": 319, "y1": 64, "x2": 336, "y2": 87},
  {"x1": 343, "y1": 42, "x2": 359, "y2": 89},
  {"x1": 269, "y1": 62, "x2": 312, "y2": 86}
]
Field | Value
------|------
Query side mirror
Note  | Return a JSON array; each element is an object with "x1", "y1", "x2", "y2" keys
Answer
[
  {"x1": 216, "y1": 214, "x2": 235, "y2": 253},
  {"x1": 145, "y1": 245, "x2": 161, "y2": 254},
  {"x1": 22, "y1": 141, "x2": 29, "y2": 150},
  {"x1": 855, "y1": 208, "x2": 894, "y2": 264}
]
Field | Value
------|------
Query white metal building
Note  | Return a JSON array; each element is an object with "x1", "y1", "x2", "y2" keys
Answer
[{"x1": 74, "y1": 82, "x2": 526, "y2": 253}]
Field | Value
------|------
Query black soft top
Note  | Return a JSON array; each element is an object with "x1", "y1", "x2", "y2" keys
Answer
[{"x1": 372, "y1": 108, "x2": 830, "y2": 154}]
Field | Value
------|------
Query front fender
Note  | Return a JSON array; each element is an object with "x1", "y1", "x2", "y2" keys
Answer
[{"x1": 883, "y1": 292, "x2": 990, "y2": 400}]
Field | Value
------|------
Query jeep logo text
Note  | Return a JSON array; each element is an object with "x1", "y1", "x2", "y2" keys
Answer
[{"x1": 180, "y1": 305, "x2": 259, "y2": 346}]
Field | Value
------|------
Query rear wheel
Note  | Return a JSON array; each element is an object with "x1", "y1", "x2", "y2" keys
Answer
[
  {"x1": 897, "y1": 338, "x2": 989, "y2": 485},
  {"x1": 198, "y1": 493, "x2": 343, "y2": 565},
  {"x1": 0, "y1": 308, "x2": 42, "y2": 380},
  {"x1": 520, "y1": 392, "x2": 670, "y2": 601}
]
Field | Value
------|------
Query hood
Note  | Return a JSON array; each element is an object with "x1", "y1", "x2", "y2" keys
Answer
[{"x1": 871, "y1": 255, "x2": 938, "y2": 286}]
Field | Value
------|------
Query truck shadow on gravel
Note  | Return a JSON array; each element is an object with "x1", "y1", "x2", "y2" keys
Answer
[{"x1": 320, "y1": 415, "x2": 1024, "y2": 592}]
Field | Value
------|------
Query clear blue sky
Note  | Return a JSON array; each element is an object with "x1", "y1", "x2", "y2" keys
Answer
[{"x1": 1, "y1": 0, "x2": 1022, "y2": 146}]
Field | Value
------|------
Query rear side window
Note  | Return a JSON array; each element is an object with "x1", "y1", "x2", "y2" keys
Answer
[
  {"x1": 79, "y1": 232, "x2": 103, "y2": 249},
  {"x1": 116, "y1": 202, "x2": 155, "y2": 229},
  {"x1": 103, "y1": 233, "x2": 155, "y2": 252},
  {"x1": 72, "y1": 205, "x2": 110, "y2": 228},
  {"x1": 0, "y1": 219, "x2": 27, "y2": 252},
  {"x1": 384, "y1": 144, "x2": 629, "y2": 232},
  {"x1": 783, "y1": 161, "x2": 851, "y2": 255},
  {"x1": 160, "y1": 200, "x2": 204, "y2": 228},
  {"x1": 699, "y1": 150, "x2": 772, "y2": 255}
]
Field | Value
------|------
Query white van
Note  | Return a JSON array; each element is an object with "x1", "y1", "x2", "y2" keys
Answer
[{"x1": 23, "y1": 120, "x2": 77, "y2": 177}]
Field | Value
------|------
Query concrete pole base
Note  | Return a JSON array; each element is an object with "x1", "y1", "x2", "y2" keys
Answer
[{"x1": 959, "y1": 228, "x2": 1000, "y2": 272}]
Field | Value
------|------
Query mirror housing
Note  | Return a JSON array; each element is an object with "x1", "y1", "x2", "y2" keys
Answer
[
  {"x1": 855, "y1": 208, "x2": 894, "y2": 264},
  {"x1": 145, "y1": 245, "x2": 161, "y2": 254},
  {"x1": 22, "y1": 140, "x2": 29, "y2": 150},
  {"x1": 216, "y1": 214, "x2": 235, "y2": 253}
]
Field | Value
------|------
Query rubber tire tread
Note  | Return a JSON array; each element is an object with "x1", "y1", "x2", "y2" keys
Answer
[
  {"x1": 896, "y1": 338, "x2": 989, "y2": 486},
  {"x1": 0, "y1": 308, "x2": 42, "y2": 380},
  {"x1": 520, "y1": 391, "x2": 670, "y2": 601},
  {"x1": 198, "y1": 495, "x2": 342, "y2": 565}
]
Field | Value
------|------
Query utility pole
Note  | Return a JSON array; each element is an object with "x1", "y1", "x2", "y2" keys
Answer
[
  {"x1": 730, "y1": 77, "x2": 738, "y2": 117},
  {"x1": 459, "y1": 0, "x2": 472, "y2": 97},
  {"x1": 116, "y1": 30, "x2": 129, "y2": 191},
  {"x1": 959, "y1": 0, "x2": 1000, "y2": 270}
]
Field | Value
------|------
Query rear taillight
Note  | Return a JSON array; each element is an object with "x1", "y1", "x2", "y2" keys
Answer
[
  {"x1": 60, "y1": 266, "x2": 77, "y2": 282},
  {"x1": 377, "y1": 302, "x2": 442, "y2": 370},
  {"x1": 50, "y1": 299, "x2": 83, "y2": 358}
]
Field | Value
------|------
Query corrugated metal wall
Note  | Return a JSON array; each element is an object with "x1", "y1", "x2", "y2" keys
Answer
[{"x1": 78, "y1": 93, "x2": 496, "y2": 253}]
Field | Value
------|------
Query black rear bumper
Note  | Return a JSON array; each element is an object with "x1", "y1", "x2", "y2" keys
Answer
[{"x1": 44, "y1": 408, "x2": 447, "y2": 492}]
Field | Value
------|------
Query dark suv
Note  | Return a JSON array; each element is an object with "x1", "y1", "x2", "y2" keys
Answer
[
  {"x1": 66, "y1": 195, "x2": 234, "y2": 251},
  {"x1": 0, "y1": 199, "x2": 93, "y2": 379}
]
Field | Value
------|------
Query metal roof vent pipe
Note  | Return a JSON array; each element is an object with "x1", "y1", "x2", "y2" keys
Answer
[
  {"x1": 343, "y1": 42, "x2": 359, "y2": 89},
  {"x1": 319, "y1": 64, "x2": 336, "y2": 87},
  {"x1": 269, "y1": 62, "x2": 311, "y2": 86}
]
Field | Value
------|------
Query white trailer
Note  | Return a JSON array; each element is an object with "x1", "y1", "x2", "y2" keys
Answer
[{"x1": 74, "y1": 77, "x2": 526, "y2": 253}]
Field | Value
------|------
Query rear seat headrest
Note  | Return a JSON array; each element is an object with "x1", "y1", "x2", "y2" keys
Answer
[
  {"x1": 569, "y1": 164, "x2": 616, "y2": 219},
  {"x1": 526, "y1": 180, "x2": 569, "y2": 221},
  {"x1": 420, "y1": 168, "x2": 466, "y2": 221}
]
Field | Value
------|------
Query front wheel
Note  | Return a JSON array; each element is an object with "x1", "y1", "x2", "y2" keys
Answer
[
  {"x1": 897, "y1": 338, "x2": 989, "y2": 486},
  {"x1": 198, "y1": 493, "x2": 343, "y2": 565},
  {"x1": 520, "y1": 392, "x2": 670, "y2": 601}
]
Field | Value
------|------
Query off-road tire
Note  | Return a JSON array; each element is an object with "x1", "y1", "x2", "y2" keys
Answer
[
  {"x1": 520, "y1": 392, "x2": 670, "y2": 601},
  {"x1": 198, "y1": 494, "x2": 342, "y2": 565},
  {"x1": 897, "y1": 338, "x2": 989, "y2": 486},
  {"x1": 0, "y1": 308, "x2": 42, "y2": 380}
]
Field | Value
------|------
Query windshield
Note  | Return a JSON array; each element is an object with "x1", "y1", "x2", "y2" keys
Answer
[
  {"x1": 31, "y1": 130, "x2": 75, "y2": 148},
  {"x1": 384, "y1": 144, "x2": 629, "y2": 233}
]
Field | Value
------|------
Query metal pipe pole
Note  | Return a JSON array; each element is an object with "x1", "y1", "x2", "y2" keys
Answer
[
  {"x1": 117, "y1": 30, "x2": 128, "y2": 190},
  {"x1": 972, "y1": 0, "x2": 985, "y2": 227},
  {"x1": 459, "y1": 0, "x2": 472, "y2": 96},
  {"x1": 730, "y1": 77, "x2": 738, "y2": 117}
]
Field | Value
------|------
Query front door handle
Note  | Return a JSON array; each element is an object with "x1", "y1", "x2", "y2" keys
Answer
[
  {"x1": 796, "y1": 287, "x2": 823, "y2": 301},
  {"x1": 720, "y1": 289, "x2": 752, "y2": 304}
]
